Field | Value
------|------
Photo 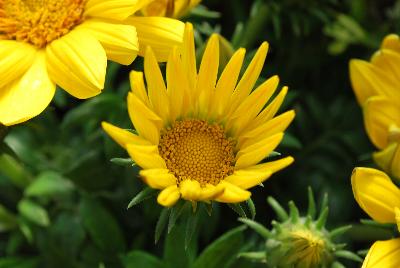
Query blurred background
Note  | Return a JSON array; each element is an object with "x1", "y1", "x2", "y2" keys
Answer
[{"x1": 0, "y1": 0, "x2": 399, "y2": 267}]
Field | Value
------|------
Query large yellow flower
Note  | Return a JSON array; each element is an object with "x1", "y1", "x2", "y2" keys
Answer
[
  {"x1": 351, "y1": 167, "x2": 400, "y2": 268},
  {"x1": 350, "y1": 34, "x2": 400, "y2": 179},
  {"x1": 140, "y1": 0, "x2": 201, "y2": 18},
  {"x1": 102, "y1": 23, "x2": 294, "y2": 207},
  {"x1": 0, "y1": 0, "x2": 184, "y2": 126}
]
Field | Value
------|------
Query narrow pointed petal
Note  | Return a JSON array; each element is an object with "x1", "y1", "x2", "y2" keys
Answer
[
  {"x1": 351, "y1": 167, "x2": 400, "y2": 223},
  {"x1": 227, "y1": 42, "x2": 269, "y2": 114},
  {"x1": 0, "y1": 41, "x2": 36, "y2": 89},
  {"x1": 227, "y1": 75, "x2": 279, "y2": 134},
  {"x1": 196, "y1": 34, "x2": 219, "y2": 117},
  {"x1": 126, "y1": 144, "x2": 166, "y2": 169},
  {"x1": 46, "y1": 30, "x2": 107, "y2": 99},
  {"x1": 127, "y1": 93, "x2": 162, "y2": 145},
  {"x1": 76, "y1": 20, "x2": 138, "y2": 65},
  {"x1": 362, "y1": 239, "x2": 400, "y2": 268},
  {"x1": 211, "y1": 48, "x2": 245, "y2": 118},
  {"x1": 364, "y1": 96, "x2": 400, "y2": 149},
  {"x1": 157, "y1": 185, "x2": 180, "y2": 207},
  {"x1": 395, "y1": 207, "x2": 400, "y2": 233},
  {"x1": 0, "y1": 52, "x2": 55, "y2": 126},
  {"x1": 235, "y1": 133, "x2": 284, "y2": 169},
  {"x1": 144, "y1": 47, "x2": 170, "y2": 122},
  {"x1": 128, "y1": 17, "x2": 184, "y2": 62},
  {"x1": 139, "y1": 169, "x2": 176, "y2": 189},
  {"x1": 84, "y1": 0, "x2": 139, "y2": 20},
  {"x1": 129, "y1": 71, "x2": 150, "y2": 106},
  {"x1": 248, "y1": 87, "x2": 288, "y2": 130},
  {"x1": 224, "y1": 169, "x2": 272, "y2": 189},
  {"x1": 238, "y1": 110, "x2": 295, "y2": 149},
  {"x1": 247, "y1": 156, "x2": 294, "y2": 173},
  {"x1": 215, "y1": 182, "x2": 251, "y2": 203},
  {"x1": 181, "y1": 23, "x2": 197, "y2": 92},
  {"x1": 101, "y1": 122, "x2": 151, "y2": 148}
]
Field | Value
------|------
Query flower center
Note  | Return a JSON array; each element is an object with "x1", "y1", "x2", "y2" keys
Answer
[
  {"x1": 0, "y1": 0, "x2": 85, "y2": 47},
  {"x1": 159, "y1": 119, "x2": 235, "y2": 187}
]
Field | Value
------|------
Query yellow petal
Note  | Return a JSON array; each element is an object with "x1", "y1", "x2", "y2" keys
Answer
[
  {"x1": 247, "y1": 156, "x2": 294, "y2": 173},
  {"x1": 224, "y1": 169, "x2": 272, "y2": 190},
  {"x1": 76, "y1": 19, "x2": 138, "y2": 65},
  {"x1": 215, "y1": 181, "x2": 251, "y2": 203},
  {"x1": 362, "y1": 239, "x2": 400, "y2": 268},
  {"x1": 0, "y1": 40, "x2": 36, "y2": 89},
  {"x1": 373, "y1": 144, "x2": 397, "y2": 175},
  {"x1": 127, "y1": 16, "x2": 184, "y2": 62},
  {"x1": 84, "y1": 0, "x2": 139, "y2": 20},
  {"x1": 157, "y1": 185, "x2": 180, "y2": 207},
  {"x1": 46, "y1": 29, "x2": 106, "y2": 99},
  {"x1": 351, "y1": 167, "x2": 400, "y2": 223},
  {"x1": 198, "y1": 183, "x2": 225, "y2": 201},
  {"x1": 166, "y1": 47, "x2": 185, "y2": 121},
  {"x1": 129, "y1": 71, "x2": 150, "y2": 106},
  {"x1": 127, "y1": 93, "x2": 162, "y2": 145},
  {"x1": 395, "y1": 207, "x2": 400, "y2": 233},
  {"x1": 126, "y1": 144, "x2": 166, "y2": 169},
  {"x1": 139, "y1": 169, "x2": 176, "y2": 189},
  {"x1": 371, "y1": 49, "x2": 400, "y2": 83},
  {"x1": 363, "y1": 96, "x2": 400, "y2": 149},
  {"x1": 227, "y1": 75, "x2": 279, "y2": 134},
  {"x1": 211, "y1": 48, "x2": 245, "y2": 118},
  {"x1": 196, "y1": 34, "x2": 219, "y2": 118},
  {"x1": 349, "y1": 59, "x2": 400, "y2": 104},
  {"x1": 381, "y1": 34, "x2": 400, "y2": 53},
  {"x1": 101, "y1": 121, "x2": 151, "y2": 148},
  {"x1": 238, "y1": 110, "x2": 295, "y2": 149},
  {"x1": 247, "y1": 87, "x2": 288, "y2": 130},
  {"x1": 181, "y1": 23, "x2": 197, "y2": 92},
  {"x1": 235, "y1": 133, "x2": 284, "y2": 169},
  {"x1": 226, "y1": 42, "x2": 269, "y2": 115},
  {"x1": 179, "y1": 180, "x2": 202, "y2": 201},
  {"x1": 144, "y1": 47, "x2": 170, "y2": 122},
  {"x1": 0, "y1": 52, "x2": 55, "y2": 126}
]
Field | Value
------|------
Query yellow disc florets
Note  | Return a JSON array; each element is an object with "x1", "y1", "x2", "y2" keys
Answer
[
  {"x1": 0, "y1": 0, "x2": 85, "y2": 47},
  {"x1": 159, "y1": 119, "x2": 235, "y2": 187}
]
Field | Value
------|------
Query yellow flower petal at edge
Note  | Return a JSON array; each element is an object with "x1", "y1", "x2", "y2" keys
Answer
[
  {"x1": 362, "y1": 238, "x2": 400, "y2": 268},
  {"x1": 102, "y1": 22, "x2": 294, "y2": 207},
  {"x1": 0, "y1": 0, "x2": 183, "y2": 125},
  {"x1": 351, "y1": 167, "x2": 400, "y2": 223}
]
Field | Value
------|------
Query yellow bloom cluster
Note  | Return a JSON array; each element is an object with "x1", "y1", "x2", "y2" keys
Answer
[
  {"x1": 0, "y1": 0, "x2": 184, "y2": 126},
  {"x1": 103, "y1": 23, "x2": 295, "y2": 207},
  {"x1": 350, "y1": 34, "x2": 400, "y2": 179}
]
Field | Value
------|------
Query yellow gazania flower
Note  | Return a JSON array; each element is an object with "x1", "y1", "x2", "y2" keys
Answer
[
  {"x1": 0, "y1": 0, "x2": 184, "y2": 126},
  {"x1": 351, "y1": 167, "x2": 400, "y2": 268},
  {"x1": 349, "y1": 34, "x2": 400, "y2": 179},
  {"x1": 102, "y1": 23, "x2": 295, "y2": 207},
  {"x1": 140, "y1": 0, "x2": 201, "y2": 18}
]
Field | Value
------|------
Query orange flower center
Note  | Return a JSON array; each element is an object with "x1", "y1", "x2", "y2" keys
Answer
[
  {"x1": 0, "y1": 0, "x2": 85, "y2": 48},
  {"x1": 159, "y1": 119, "x2": 235, "y2": 187}
]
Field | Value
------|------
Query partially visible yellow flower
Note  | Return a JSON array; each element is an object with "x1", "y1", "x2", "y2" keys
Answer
[
  {"x1": 0, "y1": 0, "x2": 184, "y2": 126},
  {"x1": 103, "y1": 23, "x2": 295, "y2": 207},
  {"x1": 140, "y1": 0, "x2": 201, "y2": 18},
  {"x1": 349, "y1": 34, "x2": 400, "y2": 179},
  {"x1": 351, "y1": 167, "x2": 400, "y2": 268}
]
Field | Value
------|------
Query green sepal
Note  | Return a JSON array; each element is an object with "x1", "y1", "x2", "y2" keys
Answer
[{"x1": 127, "y1": 187, "x2": 158, "y2": 209}]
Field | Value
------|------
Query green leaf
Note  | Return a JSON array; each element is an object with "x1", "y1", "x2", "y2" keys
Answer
[
  {"x1": 168, "y1": 201, "x2": 188, "y2": 234},
  {"x1": 0, "y1": 204, "x2": 17, "y2": 232},
  {"x1": 246, "y1": 198, "x2": 256, "y2": 220},
  {"x1": 192, "y1": 225, "x2": 246, "y2": 268},
  {"x1": 163, "y1": 225, "x2": 192, "y2": 268},
  {"x1": 155, "y1": 208, "x2": 170, "y2": 244},
  {"x1": 110, "y1": 158, "x2": 134, "y2": 167},
  {"x1": 79, "y1": 196, "x2": 125, "y2": 253},
  {"x1": 185, "y1": 208, "x2": 200, "y2": 249},
  {"x1": 0, "y1": 257, "x2": 39, "y2": 268},
  {"x1": 0, "y1": 153, "x2": 31, "y2": 188},
  {"x1": 18, "y1": 199, "x2": 49, "y2": 227},
  {"x1": 123, "y1": 250, "x2": 163, "y2": 268},
  {"x1": 227, "y1": 203, "x2": 247, "y2": 218},
  {"x1": 25, "y1": 171, "x2": 74, "y2": 197},
  {"x1": 238, "y1": 218, "x2": 269, "y2": 239},
  {"x1": 127, "y1": 187, "x2": 158, "y2": 209}
]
